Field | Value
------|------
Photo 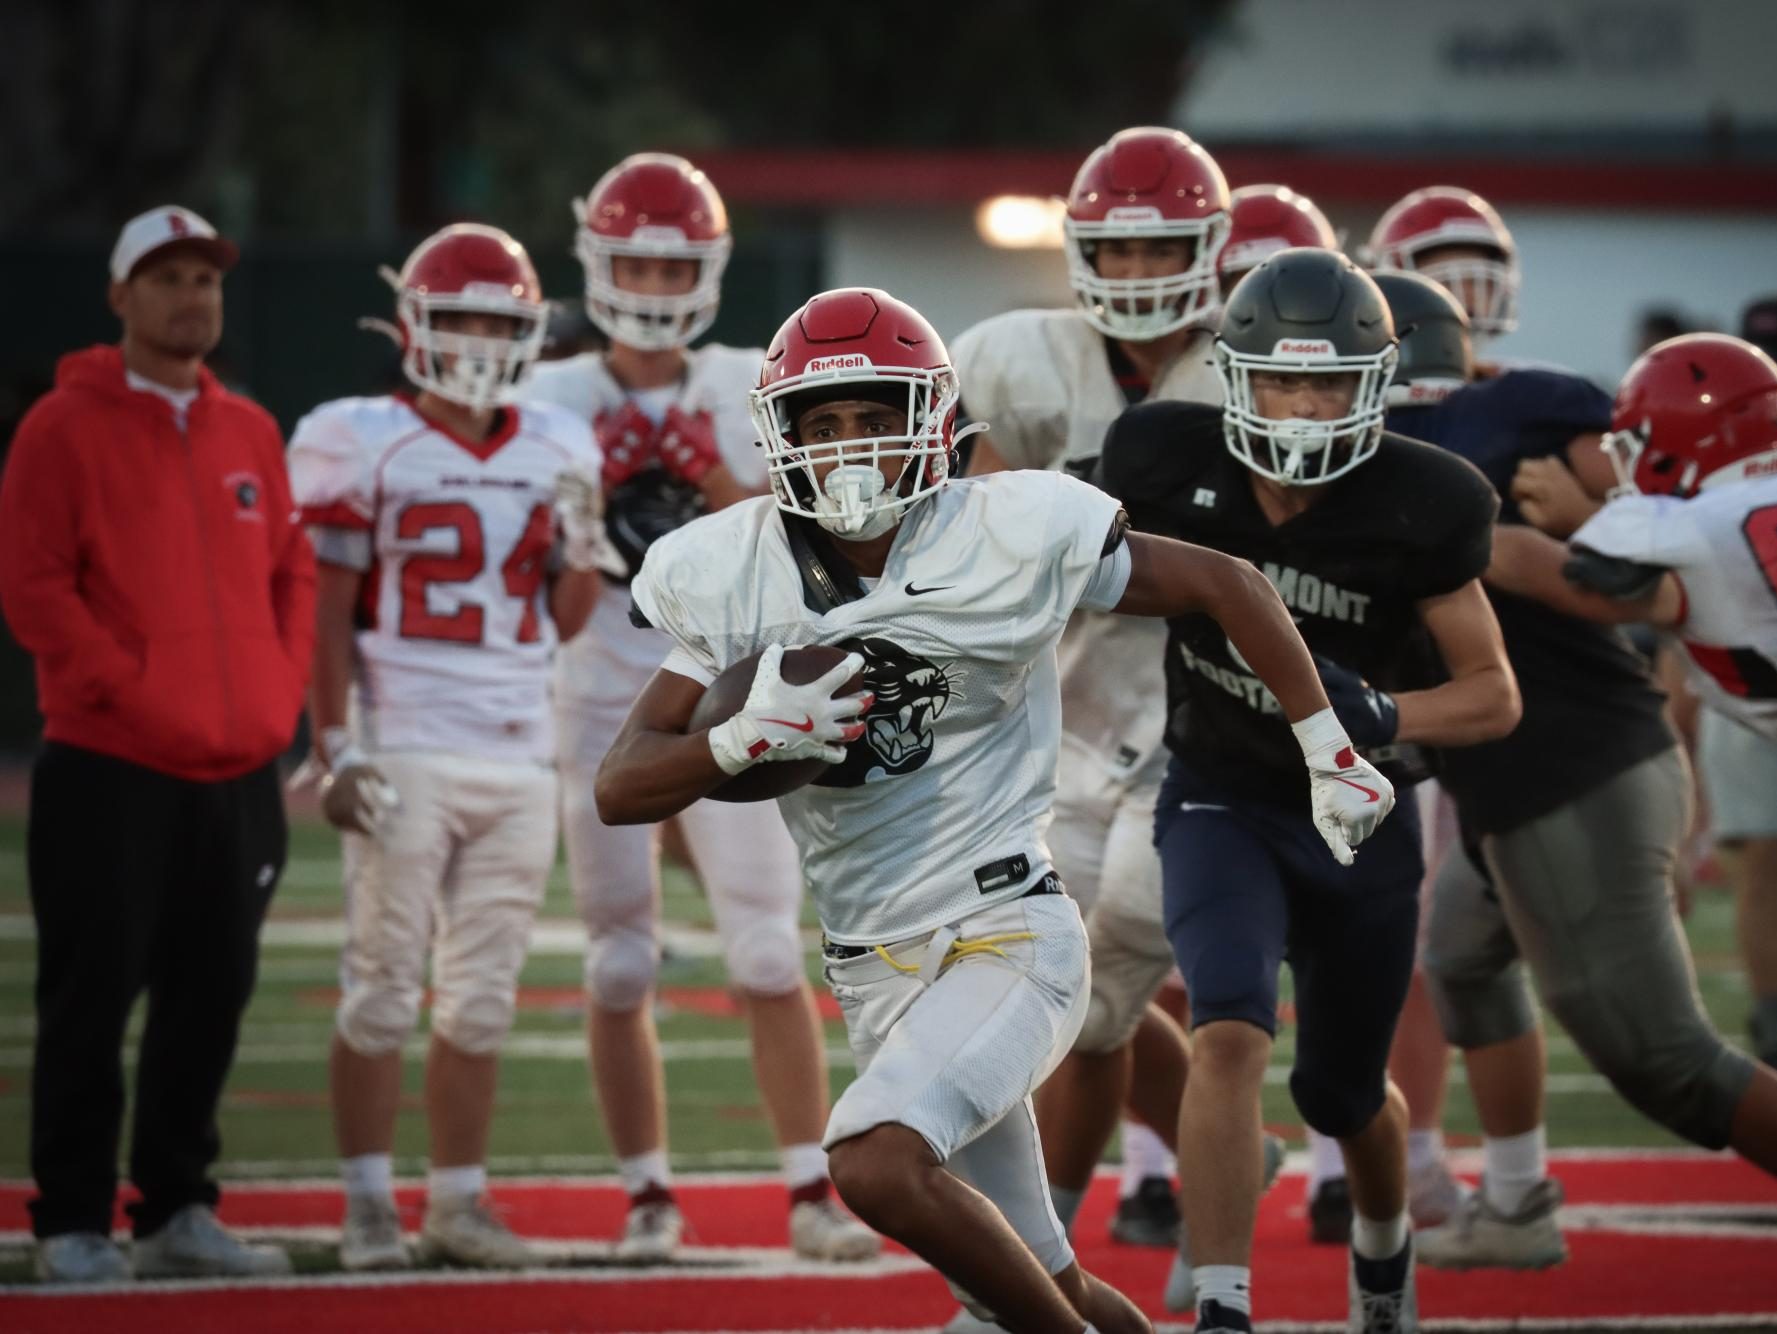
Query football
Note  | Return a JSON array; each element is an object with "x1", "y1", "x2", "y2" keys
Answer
[{"x1": 688, "y1": 645, "x2": 863, "y2": 803}]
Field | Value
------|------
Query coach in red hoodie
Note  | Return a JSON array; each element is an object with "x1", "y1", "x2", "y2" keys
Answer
[{"x1": 0, "y1": 206, "x2": 315, "y2": 1284}]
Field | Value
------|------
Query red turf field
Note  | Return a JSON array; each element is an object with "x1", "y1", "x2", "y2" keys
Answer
[{"x1": 3, "y1": 1151, "x2": 1774, "y2": 1332}]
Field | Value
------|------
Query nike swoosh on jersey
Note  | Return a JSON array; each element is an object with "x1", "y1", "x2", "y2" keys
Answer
[
  {"x1": 761, "y1": 715, "x2": 815, "y2": 732},
  {"x1": 904, "y1": 582, "x2": 955, "y2": 596}
]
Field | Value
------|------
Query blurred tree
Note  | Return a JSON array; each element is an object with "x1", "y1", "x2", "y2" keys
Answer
[{"x1": 0, "y1": 0, "x2": 1231, "y2": 239}]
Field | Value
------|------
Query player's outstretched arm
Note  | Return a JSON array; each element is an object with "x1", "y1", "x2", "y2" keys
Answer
[
  {"x1": 1114, "y1": 531, "x2": 1331, "y2": 724},
  {"x1": 1113, "y1": 531, "x2": 1396, "y2": 865},
  {"x1": 594, "y1": 668, "x2": 732, "y2": 825},
  {"x1": 1486, "y1": 523, "x2": 1683, "y2": 628}
]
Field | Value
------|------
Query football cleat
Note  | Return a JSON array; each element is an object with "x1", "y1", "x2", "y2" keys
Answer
[
  {"x1": 1196, "y1": 1298, "x2": 1256, "y2": 1333},
  {"x1": 614, "y1": 1197, "x2": 684, "y2": 1264},
  {"x1": 339, "y1": 1194, "x2": 410, "y2": 1272},
  {"x1": 1309, "y1": 1177, "x2": 1354, "y2": 1245},
  {"x1": 1349, "y1": 1238, "x2": 1419, "y2": 1334},
  {"x1": 789, "y1": 1197, "x2": 879, "y2": 1262},
  {"x1": 416, "y1": 1195, "x2": 536, "y2": 1269},
  {"x1": 1109, "y1": 1176, "x2": 1180, "y2": 1247},
  {"x1": 132, "y1": 1204, "x2": 293, "y2": 1278},
  {"x1": 1415, "y1": 1177, "x2": 1567, "y2": 1271}
]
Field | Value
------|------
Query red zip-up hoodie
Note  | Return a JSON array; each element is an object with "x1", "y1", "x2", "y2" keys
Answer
[{"x1": 0, "y1": 345, "x2": 316, "y2": 780}]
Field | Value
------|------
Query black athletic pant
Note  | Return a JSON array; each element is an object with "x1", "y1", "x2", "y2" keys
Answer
[{"x1": 27, "y1": 742, "x2": 285, "y2": 1239}]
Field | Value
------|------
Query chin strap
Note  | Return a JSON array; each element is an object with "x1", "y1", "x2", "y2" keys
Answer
[{"x1": 782, "y1": 512, "x2": 866, "y2": 614}]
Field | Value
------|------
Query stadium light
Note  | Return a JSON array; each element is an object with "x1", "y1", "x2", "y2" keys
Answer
[{"x1": 975, "y1": 195, "x2": 1066, "y2": 249}]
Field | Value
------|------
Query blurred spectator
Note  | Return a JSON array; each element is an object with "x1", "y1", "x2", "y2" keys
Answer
[
  {"x1": 0, "y1": 207, "x2": 314, "y2": 1284},
  {"x1": 1635, "y1": 306, "x2": 1696, "y2": 357},
  {"x1": 1742, "y1": 296, "x2": 1777, "y2": 359}
]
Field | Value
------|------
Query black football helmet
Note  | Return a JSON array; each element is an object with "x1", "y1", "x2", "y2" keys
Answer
[
  {"x1": 1216, "y1": 247, "x2": 1397, "y2": 485},
  {"x1": 1371, "y1": 270, "x2": 1473, "y2": 407}
]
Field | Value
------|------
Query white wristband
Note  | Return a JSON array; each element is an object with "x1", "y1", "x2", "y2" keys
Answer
[
  {"x1": 1291, "y1": 707, "x2": 1350, "y2": 759},
  {"x1": 708, "y1": 715, "x2": 767, "y2": 776}
]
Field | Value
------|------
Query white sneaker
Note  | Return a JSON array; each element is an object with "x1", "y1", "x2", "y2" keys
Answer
[
  {"x1": 789, "y1": 1197, "x2": 879, "y2": 1261},
  {"x1": 132, "y1": 1204, "x2": 293, "y2": 1278},
  {"x1": 614, "y1": 1199, "x2": 683, "y2": 1263},
  {"x1": 1407, "y1": 1158, "x2": 1470, "y2": 1230},
  {"x1": 1349, "y1": 1240, "x2": 1419, "y2": 1334},
  {"x1": 1415, "y1": 1177, "x2": 1566, "y2": 1271},
  {"x1": 36, "y1": 1231, "x2": 131, "y2": 1283},
  {"x1": 339, "y1": 1194, "x2": 410, "y2": 1271},
  {"x1": 417, "y1": 1195, "x2": 536, "y2": 1268}
]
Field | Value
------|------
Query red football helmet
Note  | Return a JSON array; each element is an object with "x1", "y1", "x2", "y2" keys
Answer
[
  {"x1": 574, "y1": 152, "x2": 732, "y2": 350},
  {"x1": 750, "y1": 288, "x2": 978, "y2": 540},
  {"x1": 1219, "y1": 184, "x2": 1338, "y2": 294},
  {"x1": 385, "y1": 223, "x2": 545, "y2": 409},
  {"x1": 1063, "y1": 127, "x2": 1232, "y2": 341},
  {"x1": 1603, "y1": 333, "x2": 1777, "y2": 498},
  {"x1": 1367, "y1": 186, "x2": 1519, "y2": 337}
]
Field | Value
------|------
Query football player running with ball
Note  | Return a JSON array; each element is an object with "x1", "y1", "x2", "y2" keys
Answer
[
  {"x1": 1094, "y1": 249, "x2": 1520, "y2": 1333},
  {"x1": 525, "y1": 153, "x2": 873, "y2": 1261},
  {"x1": 596, "y1": 287, "x2": 1392, "y2": 1334}
]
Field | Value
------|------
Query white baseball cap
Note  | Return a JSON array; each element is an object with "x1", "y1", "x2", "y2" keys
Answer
[{"x1": 109, "y1": 205, "x2": 240, "y2": 283}]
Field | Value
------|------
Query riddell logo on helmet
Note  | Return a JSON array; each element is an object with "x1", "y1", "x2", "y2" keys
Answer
[
  {"x1": 1273, "y1": 339, "x2": 1336, "y2": 357},
  {"x1": 807, "y1": 354, "x2": 873, "y2": 373},
  {"x1": 1105, "y1": 206, "x2": 1165, "y2": 224}
]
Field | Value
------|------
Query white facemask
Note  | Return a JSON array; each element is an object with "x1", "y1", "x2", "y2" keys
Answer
[{"x1": 814, "y1": 464, "x2": 899, "y2": 540}]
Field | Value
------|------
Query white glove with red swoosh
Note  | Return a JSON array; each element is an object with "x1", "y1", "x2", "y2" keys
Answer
[
  {"x1": 707, "y1": 644, "x2": 873, "y2": 776},
  {"x1": 1293, "y1": 708, "x2": 1396, "y2": 866}
]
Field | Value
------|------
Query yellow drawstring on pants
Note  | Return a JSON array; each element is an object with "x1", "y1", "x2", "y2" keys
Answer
[{"x1": 872, "y1": 932, "x2": 1036, "y2": 975}]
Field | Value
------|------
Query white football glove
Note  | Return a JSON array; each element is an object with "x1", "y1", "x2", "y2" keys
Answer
[
  {"x1": 707, "y1": 643, "x2": 873, "y2": 776},
  {"x1": 314, "y1": 728, "x2": 401, "y2": 837},
  {"x1": 1293, "y1": 708, "x2": 1396, "y2": 866},
  {"x1": 554, "y1": 470, "x2": 627, "y2": 576}
]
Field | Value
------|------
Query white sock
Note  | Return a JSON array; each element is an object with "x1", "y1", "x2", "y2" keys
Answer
[
  {"x1": 1194, "y1": 1264, "x2": 1252, "y2": 1316},
  {"x1": 1351, "y1": 1209, "x2": 1409, "y2": 1260},
  {"x1": 427, "y1": 1163, "x2": 485, "y2": 1205},
  {"x1": 781, "y1": 1141, "x2": 828, "y2": 1191},
  {"x1": 342, "y1": 1152, "x2": 394, "y2": 1201},
  {"x1": 1119, "y1": 1120, "x2": 1176, "y2": 1198},
  {"x1": 1483, "y1": 1126, "x2": 1546, "y2": 1215},
  {"x1": 1406, "y1": 1129, "x2": 1444, "y2": 1177},
  {"x1": 1306, "y1": 1129, "x2": 1345, "y2": 1192},
  {"x1": 618, "y1": 1149, "x2": 672, "y2": 1198},
  {"x1": 1049, "y1": 1183, "x2": 1085, "y2": 1235}
]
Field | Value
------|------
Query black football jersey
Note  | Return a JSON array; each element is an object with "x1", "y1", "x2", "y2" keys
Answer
[{"x1": 1095, "y1": 401, "x2": 1500, "y2": 805}]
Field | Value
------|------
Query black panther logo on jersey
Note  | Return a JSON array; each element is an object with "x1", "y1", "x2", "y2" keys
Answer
[
  {"x1": 606, "y1": 467, "x2": 707, "y2": 581},
  {"x1": 816, "y1": 636, "x2": 952, "y2": 787}
]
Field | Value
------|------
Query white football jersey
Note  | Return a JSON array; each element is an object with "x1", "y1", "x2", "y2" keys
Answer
[
  {"x1": 632, "y1": 471, "x2": 1129, "y2": 945},
  {"x1": 290, "y1": 394, "x2": 600, "y2": 764},
  {"x1": 1571, "y1": 474, "x2": 1777, "y2": 740},
  {"x1": 952, "y1": 308, "x2": 1222, "y2": 775},
  {"x1": 525, "y1": 344, "x2": 763, "y2": 710}
]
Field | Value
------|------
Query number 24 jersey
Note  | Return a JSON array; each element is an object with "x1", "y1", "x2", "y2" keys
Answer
[{"x1": 289, "y1": 394, "x2": 600, "y2": 764}]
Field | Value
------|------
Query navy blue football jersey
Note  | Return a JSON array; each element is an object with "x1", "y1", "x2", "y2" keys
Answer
[
  {"x1": 1096, "y1": 402, "x2": 1498, "y2": 806},
  {"x1": 1389, "y1": 370, "x2": 1675, "y2": 834}
]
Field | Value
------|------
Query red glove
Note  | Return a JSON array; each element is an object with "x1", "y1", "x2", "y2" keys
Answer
[
  {"x1": 657, "y1": 406, "x2": 722, "y2": 486},
  {"x1": 595, "y1": 402, "x2": 659, "y2": 491}
]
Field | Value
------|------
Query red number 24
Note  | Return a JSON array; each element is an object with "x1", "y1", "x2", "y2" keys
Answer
[{"x1": 396, "y1": 501, "x2": 554, "y2": 644}]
